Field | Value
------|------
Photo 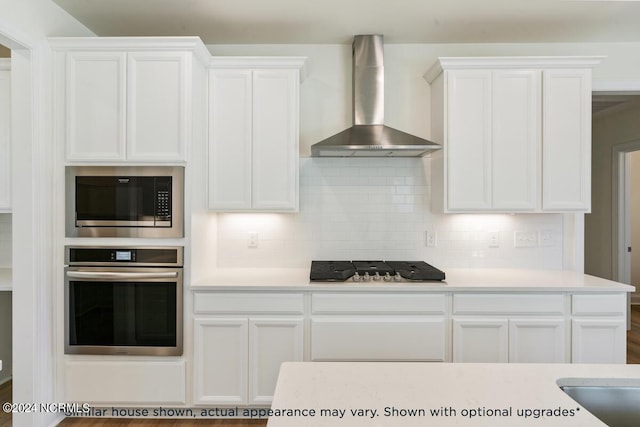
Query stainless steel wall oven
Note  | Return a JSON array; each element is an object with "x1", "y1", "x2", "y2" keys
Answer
[
  {"x1": 66, "y1": 166, "x2": 184, "y2": 238},
  {"x1": 65, "y1": 246, "x2": 183, "y2": 356}
]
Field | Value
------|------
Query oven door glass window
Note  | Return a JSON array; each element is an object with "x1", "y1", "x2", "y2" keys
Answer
[{"x1": 68, "y1": 281, "x2": 177, "y2": 347}]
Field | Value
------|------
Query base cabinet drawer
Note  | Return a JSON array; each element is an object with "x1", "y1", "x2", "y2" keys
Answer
[{"x1": 311, "y1": 316, "x2": 446, "y2": 361}]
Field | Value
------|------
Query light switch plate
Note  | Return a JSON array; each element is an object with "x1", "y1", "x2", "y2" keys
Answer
[{"x1": 514, "y1": 231, "x2": 537, "y2": 248}]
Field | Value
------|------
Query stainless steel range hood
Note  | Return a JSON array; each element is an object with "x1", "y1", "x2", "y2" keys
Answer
[{"x1": 311, "y1": 35, "x2": 441, "y2": 157}]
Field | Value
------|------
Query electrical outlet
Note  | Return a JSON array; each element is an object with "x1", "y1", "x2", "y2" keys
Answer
[
  {"x1": 514, "y1": 231, "x2": 537, "y2": 248},
  {"x1": 425, "y1": 230, "x2": 437, "y2": 247},
  {"x1": 488, "y1": 231, "x2": 500, "y2": 248},
  {"x1": 538, "y1": 230, "x2": 554, "y2": 247},
  {"x1": 248, "y1": 232, "x2": 258, "y2": 248}
]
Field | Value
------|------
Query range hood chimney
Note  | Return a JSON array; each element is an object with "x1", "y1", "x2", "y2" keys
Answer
[{"x1": 311, "y1": 35, "x2": 441, "y2": 157}]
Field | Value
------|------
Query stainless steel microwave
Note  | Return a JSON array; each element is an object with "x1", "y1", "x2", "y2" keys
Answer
[{"x1": 65, "y1": 166, "x2": 184, "y2": 238}]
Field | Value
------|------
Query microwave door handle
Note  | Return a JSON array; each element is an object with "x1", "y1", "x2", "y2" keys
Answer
[{"x1": 66, "y1": 271, "x2": 179, "y2": 280}]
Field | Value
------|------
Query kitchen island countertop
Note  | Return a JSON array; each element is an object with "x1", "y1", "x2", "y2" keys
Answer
[
  {"x1": 267, "y1": 362, "x2": 640, "y2": 426},
  {"x1": 0, "y1": 267, "x2": 11, "y2": 291},
  {"x1": 191, "y1": 268, "x2": 634, "y2": 292}
]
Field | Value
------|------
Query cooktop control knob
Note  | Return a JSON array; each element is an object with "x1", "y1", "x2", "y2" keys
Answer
[
  {"x1": 363, "y1": 272, "x2": 371, "y2": 282},
  {"x1": 393, "y1": 272, "x2": 403, "y2": 282},
  {"x1": 373, "y1": 272, "x2": 381, "y2": 281},
  {"x1": 352, "y1": 272, "x2": 361, "y2": 282},
  {"x1": 384, "y1": 272, "x2": 392, "y2": 281}
]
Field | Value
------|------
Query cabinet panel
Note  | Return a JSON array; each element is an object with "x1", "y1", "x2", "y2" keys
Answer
[
  {"x1": 311, "y1": 316, "x2": 446, "y2": 361},
  {"x1": 193, "y1": 318, "x2": 248, "y2": 405},
  {"x1": 542, "y1": 69, "x2": 591, "y2": 211},
  {"x1": 0, "y1": 67, "x2": 10, "y2": 210},
  {"x1": 127, "y1": 52, "x2": 188, "y2": 161},
  {"x1": 65, "y1": 360, "x2": 186, "y2": 404},
  {"x1": 194, "y1": 292, "x2": 304, "y2": 314},
  {"x1": 249, "y1": 318, "x2": 303, "y2": 404},
  {"x1": 572, "y1": 318, "x2": 626, "y2": 364},
  {"x1": 252, "y1": 70, "x2": 299, "y2": 210},
  {"x1": 491, "y1": 70, "x2": 540, "y2": 210},
  {"x1": 509, "y1": 318, "x2": 567, "y2": 363},
  {"x1": 446, "y1": 70, "x2": 492, "y2": 210},
  {"x1": 453, "y1": 318, "x2": 509, "y2": 362},
  {"x1": 453, "y1": 293, "x2": 565, "y2": 315},
  {"x1": 572, "y1": 293, "x2": 626, "y2": 316},
  {"x1": 66, "y1": 51, "x2": 126, "y2": 161},
  {"x1": 312, "y1": 293, "x2": 446, "y2": 314},
  {"x1": 208, "y1": 70, "x2": 252, "y2": 210}
]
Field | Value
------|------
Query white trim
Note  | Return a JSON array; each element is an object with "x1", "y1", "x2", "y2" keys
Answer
[
  {"x1": 48, "y1": 36, "x2": 212, "y2": 65},
  {"x1": 209, "y1": 56, "x2": 308, "y2": 82},
  {"x1": 0, "y1": 59, "x2": 9, "y2": 71},
  {"x1": 424, "y1": 56, "x2": 605, "y2": 84},
  {"x1": 612, "y1": 140, "x2": 640, "y2": 284}
]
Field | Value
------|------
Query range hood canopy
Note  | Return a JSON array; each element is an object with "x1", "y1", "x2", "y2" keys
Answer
[{"x1": 311, "y1": 35, "x2": 441, "y2": 157}]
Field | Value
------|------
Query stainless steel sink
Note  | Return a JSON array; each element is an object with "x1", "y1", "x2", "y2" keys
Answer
[{"x1": 559, "y1": 380, "x2": 640, "y2": 427}]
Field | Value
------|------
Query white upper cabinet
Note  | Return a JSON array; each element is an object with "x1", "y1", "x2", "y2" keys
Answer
[
  {"x1": 208, "y1": 58, "x2": 305, "y2": 212},
  {"x1": 51, "y1": 37, "x2": 210, "y2": 163},
  {"x1": 427, "y1": 57, "x2": 601, "y2": 213},
  {"x1": 0, "y1": 60, "x2": 10, "y2": 211}
]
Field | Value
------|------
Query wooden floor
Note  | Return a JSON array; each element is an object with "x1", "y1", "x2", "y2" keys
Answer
[
  {"x1": 628, "y1": 304, "x2": 640, "y2": 363},
  {"x1": 0, "y1": 305, "x2": 637, "y2": 427},
  {"x1": 0, "y1": 380, "x2": 11, "y2": 427}
]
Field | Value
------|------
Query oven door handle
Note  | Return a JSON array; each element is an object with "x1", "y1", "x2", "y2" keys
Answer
[{"x1": 66, "y1": 271, "x2": 179, "y2": 280}]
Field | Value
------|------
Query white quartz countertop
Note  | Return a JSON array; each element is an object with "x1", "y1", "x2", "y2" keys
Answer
[
  {"x1": 191, "y1": 268, "x2": 634, "y2": 292},
  {"x1": 267, "y1": 362, "x2": 640, "y2": 426},
  {"x1": 0, "y1": 267, "x2": 11, "y2": 291}
]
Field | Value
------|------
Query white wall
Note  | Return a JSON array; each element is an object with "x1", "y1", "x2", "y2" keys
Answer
[{"x1": 206, "y1": 41, "x2": 640, "y2": 271}]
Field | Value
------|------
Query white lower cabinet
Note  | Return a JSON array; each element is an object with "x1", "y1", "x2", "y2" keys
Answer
[
  {"x1": 452, "y1": 294, "x2": 568, "y2": 363},
  {"x1": 310, "y1": 293, "x2": 448, "y2": 362},
  {"x1": 192, "y1": 292, "x2": 304, "y2": 405},
  {"x1": 571, "y1": 294, "x2": 627, "y2": 363}
]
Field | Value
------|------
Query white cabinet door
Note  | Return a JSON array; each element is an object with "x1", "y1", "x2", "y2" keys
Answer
[
  {"x1": 509, "y1": 318, "x2": 567, "y2": 363},
  {"x1": 491, "y1": 70, "x2": 540, "y2": 210},
  {"x1": 193, "y1": 318, "x2": 248, "y2": 405},
  {"x1": 208, "y1": 68, "x2": 300, "y2": 212},
  {"x1": 446, "y1": 70, "x2": 492, "y2": 210},
  {"x1": 249, "y1": 317, "x2": 303, "y2": 405},
  {"x1": 0, "y1": 67, "x2": 10, "y2": 210},
  {"x1": 542, "y1": 69, "x2": 591, "y2": 211},
  {"x1": 446, "y1": 69, "x2": 540, "y2": 211},
  {"x1": 311, "y1": 316, "x2": 446, "y2": 361},
  {"x1": 572, "y1": 318, "x2": 627, "y2": 364},
  {"x1": 208, "y1": 70, "x2": 252, "y2": 210},
  {"x1": 252, "y1": 69, "x2": 299, "y2": 211},
  {"x1": 452, "y1": 318, "x2": 509, "y2": 362},
  {"x1": 127, "y1": 52, "x2": 188, "y2": 161},
  {"x1": 66, "y1": 51, "x2": 126, "y2": 161}
]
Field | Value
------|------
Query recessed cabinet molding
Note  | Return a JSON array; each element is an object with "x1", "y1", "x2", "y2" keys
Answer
[
  {"x1": 0, "y1": 59, "x2": 10, "y2": 211},
  {"x1": 426, "y1": 56, "x2": 602, "y2": 213},
  {"x1": 50, "y1": 37, "x2": 210, "y2": 163},
  {"x1": 208, "y1": 57, "x2": 306, "y2": 212}
]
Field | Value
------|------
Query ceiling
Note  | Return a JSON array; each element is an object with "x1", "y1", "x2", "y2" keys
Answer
[{"x1": 52, "y1": 0, "x2": 640, "y2": 44}]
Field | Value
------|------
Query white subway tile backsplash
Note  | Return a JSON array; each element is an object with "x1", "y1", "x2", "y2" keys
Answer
[{"x1": 215, "y1": 158, "x2": 564, "y2": 269}]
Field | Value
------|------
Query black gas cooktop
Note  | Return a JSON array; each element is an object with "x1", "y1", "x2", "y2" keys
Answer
[{"x1": 310, "y1": 260, "x2": 446, "y2": 282}]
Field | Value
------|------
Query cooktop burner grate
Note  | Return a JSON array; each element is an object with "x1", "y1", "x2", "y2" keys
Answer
[{"x1": 310, "y1": 260, "x2": 445, "y2": 282}]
